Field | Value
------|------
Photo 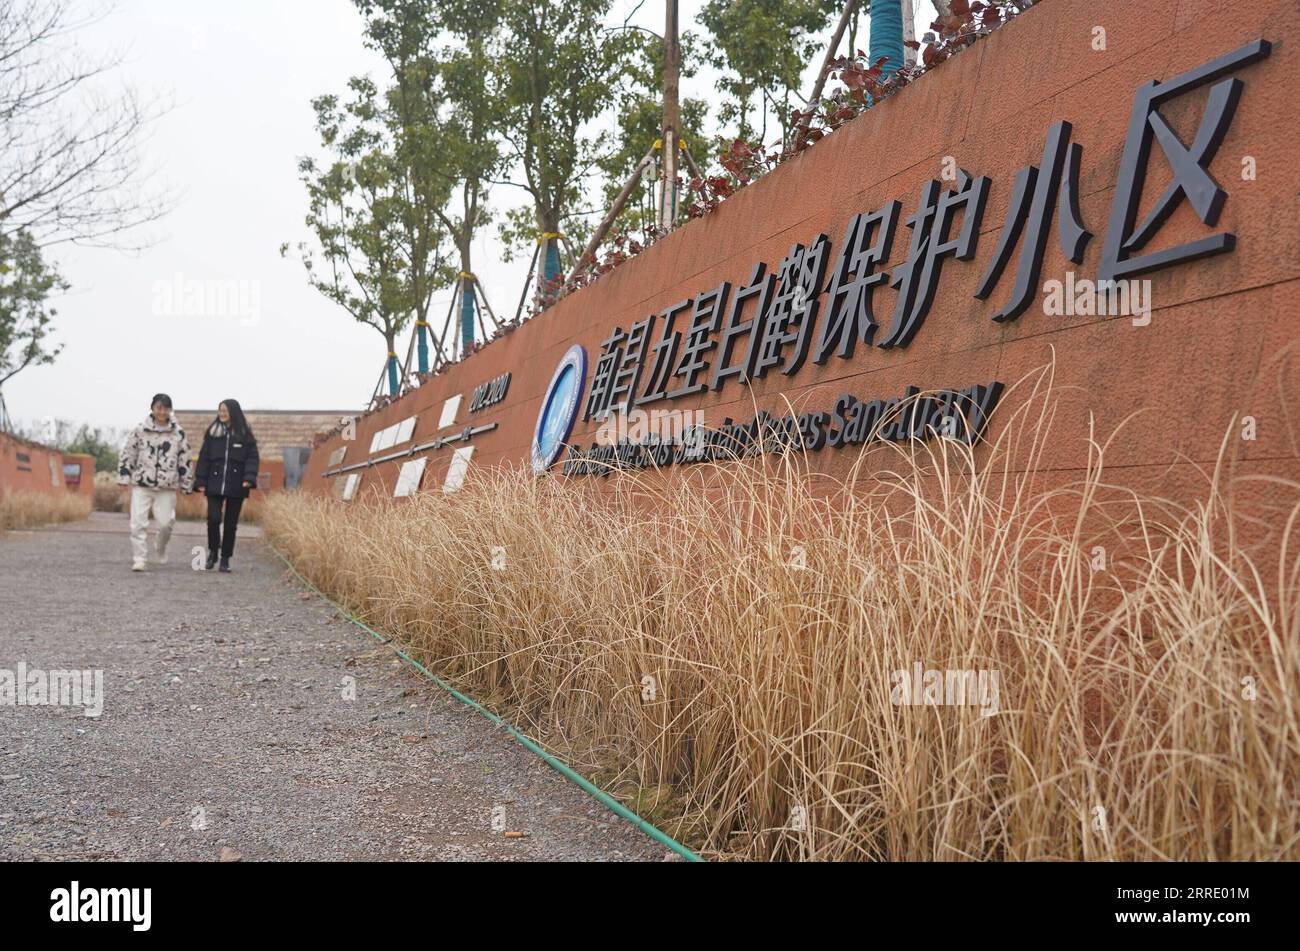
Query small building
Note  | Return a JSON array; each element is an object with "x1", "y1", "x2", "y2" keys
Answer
[
  {"x1": 0, "y1": 433, "x2": 94, "y2": 498},
  {"x1": 175, "y1": 409, "x2": 354, "y2": 490}
]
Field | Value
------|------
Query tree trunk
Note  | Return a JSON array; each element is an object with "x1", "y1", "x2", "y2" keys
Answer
[
  {"x1": 537, "y1": 208, "x2": 562, "y2": 300},
  {"x1": 384, "y1": 330, "x2": 399, "y2": 396},
  {"x1": 902, "y1": 0, "x2": 918, "y2": 67},
  {"x1": 659, "y1": 0, "x2": 681, "y2": 229},
  {"x1": 459, "y1": 237, "x2": 476, "y2": 352},
  {"x1": 870, "y1": 0, "x2": 905, "y2": 79}
]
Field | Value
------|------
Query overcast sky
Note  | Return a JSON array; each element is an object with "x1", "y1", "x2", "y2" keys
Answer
[{"x1": 6, "y1": 0, "x2": 937, "y2": 435}]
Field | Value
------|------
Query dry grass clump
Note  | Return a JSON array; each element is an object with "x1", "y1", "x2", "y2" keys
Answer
[
  {"x1": 92, "y1": 486, "x2": 262, "y2": 524},
  {"x1": 93, "y1": 483, "x2": 125, "y2": 512},
  {"x1": 175, "y1": 491, "x2": 262, "y2": 524},
  {"x1": 0, "y1": 490, "x2": 92, "y2": 532},
  {"x1": 262, "y1": 377, "x2": 1299, "y2": 861}
]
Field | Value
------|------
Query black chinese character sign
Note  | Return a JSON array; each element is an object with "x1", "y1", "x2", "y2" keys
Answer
[
  {"x1": 551, "y1": 41, "x2": 1271, "y2": 476},
  {"x1": 1100, "y1": 40, "x2": 1270, "y2": 281}
]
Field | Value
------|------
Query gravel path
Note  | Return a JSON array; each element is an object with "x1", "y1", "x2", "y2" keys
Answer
[{"x1": 0, "y1": 512, "x2": 668, "y2": 862}]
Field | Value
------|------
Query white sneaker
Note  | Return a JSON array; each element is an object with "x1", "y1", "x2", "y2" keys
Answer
[
  {"x1": 132, "y1": 561, "x2": 146, "y2": 572},
  {"x1": 154, "y1": 547, "x2": 169, "y2": 565}
]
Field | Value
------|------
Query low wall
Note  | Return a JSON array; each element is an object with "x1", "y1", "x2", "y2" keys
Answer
[
  {"x1": 0, "y1": 432, "x2": 68, "y2": 497},
  {"x1": 302, "y1": 0, "x2": 1298, "y2": 516}
]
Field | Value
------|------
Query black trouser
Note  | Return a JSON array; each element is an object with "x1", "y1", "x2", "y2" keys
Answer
[{"x1": 206, "y1": 494, "x2": 245, "y2": 559}]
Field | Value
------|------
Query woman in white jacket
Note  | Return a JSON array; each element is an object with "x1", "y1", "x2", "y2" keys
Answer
[{"x1": 116, "y1": 393, "x2": 194, "y2": 571}]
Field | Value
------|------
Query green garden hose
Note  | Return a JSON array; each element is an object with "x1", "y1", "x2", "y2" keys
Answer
[{"x1": 266, "y1": 542, "x2": 703, "y2": 863}]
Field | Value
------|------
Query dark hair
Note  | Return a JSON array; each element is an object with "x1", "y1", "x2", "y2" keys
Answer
[
  {"x1": 214, "y1": 399, "x2": 253, "y2": 439},
  {"x1": 151, "y1": 393, "x2": 173, "y2": 409}
]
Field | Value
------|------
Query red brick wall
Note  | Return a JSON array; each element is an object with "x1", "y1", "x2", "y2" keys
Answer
[
  {"x1": 302, "y1": 0, "x2": 1297, "y2": 509},
  {"x1": 0, "y1": 432, "x2": 67, "y2": 497},
  {"x1": 255, "y1": 459, "x2": 285, "y2": 493}
]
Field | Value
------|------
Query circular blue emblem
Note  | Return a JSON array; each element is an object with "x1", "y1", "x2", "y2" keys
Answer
[{"x1": 531, "y1": 345, "x2": 587, "y2": 474}]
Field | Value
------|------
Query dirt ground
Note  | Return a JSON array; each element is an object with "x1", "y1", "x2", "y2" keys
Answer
[{"x1": 0, "y1": 512, "x2": 669, "y2": 862}]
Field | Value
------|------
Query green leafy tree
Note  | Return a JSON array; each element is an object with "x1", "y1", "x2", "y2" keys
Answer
[
  {"x1": 286, "y1": 77, "x2": 451, "y2": 395},
  {"x1": 698, "y1": 0, "x2": 844, "y2": 145},
  {"x1": 15, "y1": 417, "x2": 123, "y2": 470},
  {"x1": 0, "y1": 228, "x2": 66, "y2": 388},
  {"x1": 493, "y1": 0, "x2": 646, "y2": 278},
  {"x1": 597, "y1": 28, "x2": 711, "y2": 239},
  {"x1": 64, "y1": 423, "x2": 121, "y2": 473},
  {"x1": 358, "y1": 0, "x2": 503, "y2": 354},
  {"x1": 425, "y1": 2, "x2": 506, "y2": 275}
]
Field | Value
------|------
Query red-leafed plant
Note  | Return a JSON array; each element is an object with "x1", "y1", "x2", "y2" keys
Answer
[
  {"x1": 527, "y1": 0, "x2": 1033, "y2": 309},
  {"x1": 688, "y1": 0, "x2": 1034, "y2": 218}
]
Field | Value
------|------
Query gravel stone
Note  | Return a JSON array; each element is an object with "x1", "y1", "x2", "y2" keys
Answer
[{"x1": 0, "y1": 512, "x2": 668, "y2": 862}]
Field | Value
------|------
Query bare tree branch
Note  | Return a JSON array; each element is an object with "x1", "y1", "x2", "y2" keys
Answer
[{"x1": 0, "y1": 0, "x2": 172, "y2": 250}]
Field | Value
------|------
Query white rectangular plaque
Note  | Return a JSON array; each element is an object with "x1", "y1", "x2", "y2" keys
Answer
[
  {"x1": 438, "y1": 395, "x2": 462, "y2": 430},
  {"x1": 442, "y1": 446, "x2": 473, "y2": 493},
  {"x1": 394, "y1": 457, "x2": 427, "y2": 497}
]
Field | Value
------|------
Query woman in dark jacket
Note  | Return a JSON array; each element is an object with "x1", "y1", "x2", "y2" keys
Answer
[{"x1": 193, "y1": 399, "x2": 260, "y2": 572}]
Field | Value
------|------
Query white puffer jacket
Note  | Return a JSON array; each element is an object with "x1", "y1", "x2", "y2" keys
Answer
[{"x1": 117, "y1": 415, "x2": 195, "y2": 491}]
